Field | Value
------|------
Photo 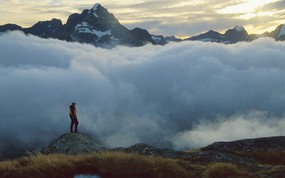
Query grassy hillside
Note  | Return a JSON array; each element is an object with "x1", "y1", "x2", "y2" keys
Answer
[
  {"x1": 2, "y1": 135, "x2": 285, "y2": 177},
  {"x1": 0, "y1": 151, "x2": 270, "y2": 178}
]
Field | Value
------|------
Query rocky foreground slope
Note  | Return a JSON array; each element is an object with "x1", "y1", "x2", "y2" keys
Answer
[
  {"x1": 43, "y1": 133, "x2": 285, "y2": 157},
  {"x1": 0, "y1": 133, "x2": 282, "y2": 178},
  {"x1": 41, "y1": 133, "x2": 285, "y2": 177}
]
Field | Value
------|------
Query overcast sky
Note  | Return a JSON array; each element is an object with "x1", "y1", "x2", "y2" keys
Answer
[{"x1": 1, "y1": 0, "x2": 285, "y2": 38}]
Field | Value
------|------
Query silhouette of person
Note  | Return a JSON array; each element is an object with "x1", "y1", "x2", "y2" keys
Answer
[{"x1": 69, "y1": 102, "x2": 79, "y2": 133}]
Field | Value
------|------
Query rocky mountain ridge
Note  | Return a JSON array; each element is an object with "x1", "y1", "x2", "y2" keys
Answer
[
  {"x1": 0, "y1": 3, "x2": 154, "y2": 48},
  {"x1": 186, "y1": 25, "x2": 285, "y2": 44},
  {"x1": 1, "y1": 3, "x2": 285, "y2": 47},
  {"x1": 186, "y1": 26, "x2": 249, "y2": 43}
]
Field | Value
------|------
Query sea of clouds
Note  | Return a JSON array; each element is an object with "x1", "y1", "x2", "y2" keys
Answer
[{"x1": 1, "y1": 31, "x2": 285, "y2": 157}]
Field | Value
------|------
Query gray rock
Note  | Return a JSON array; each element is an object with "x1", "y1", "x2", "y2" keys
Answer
[
  {"x1": 183, "y1": 151, "x2": 256, "y2": 167},
  {"x1": 42, "y1": 133, "x2": 107, "y2": 155},
  {"x1": 110, "y1": 143, "x2": 256, "y2": 167},
  {"x1": 201, "y1": 136, "x2": 285, "y2": 154},
  {"x1": 110, "y1": 143, "x2": 179, "y2": 157}
]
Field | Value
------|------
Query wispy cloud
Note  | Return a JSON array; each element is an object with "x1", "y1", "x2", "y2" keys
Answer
[
  {"x1": 173, "y1": 111, "x2": 285, "y2": 149},
  {"x1": 261, "y1": 0, "x2": 285, "y2": 11}
]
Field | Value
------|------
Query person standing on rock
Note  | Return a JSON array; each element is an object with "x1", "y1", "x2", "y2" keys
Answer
[{"x1": 69, "y1": 102, "x2": 79, "y2": 133}]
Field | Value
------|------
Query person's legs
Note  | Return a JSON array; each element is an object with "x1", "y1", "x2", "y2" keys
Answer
[
  {"x1": 74, "y1": 118, "x2": 79, "y2": 133},
  {"x1": 70, "y1": 115, "x2": 75, "y2": 133},
  {"x1": 70, "y1": 120, "x2": 74, "y2": 133}
]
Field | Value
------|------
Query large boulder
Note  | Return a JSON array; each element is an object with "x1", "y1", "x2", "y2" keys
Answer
[{"x1": 42, "y1": 133, "x2": 106, "y2": 155}]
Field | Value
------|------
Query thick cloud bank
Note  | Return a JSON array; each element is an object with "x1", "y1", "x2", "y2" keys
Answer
[{"x1": 1, "y1": 32, "x2": 285, "y2": 156}]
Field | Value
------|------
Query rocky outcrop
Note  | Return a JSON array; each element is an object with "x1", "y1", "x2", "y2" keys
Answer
[
  {"x1": 201, "y1": 136, "x2": 285, "y2": 154},
  {"x1": 110, "y1": 143, "x2": 180, "y2": 157},
  {"x1": 109, "y1": 143, "x2": 256, "y2": 168},
  {"x1": 109, "y1": 136, "x2": 285, "y2": 168},
  {"x1": 42, "y1": 133, "x2": 106, "y2": 155}
]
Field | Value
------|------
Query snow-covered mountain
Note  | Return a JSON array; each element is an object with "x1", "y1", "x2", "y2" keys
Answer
[
  {"x1": 1, "y1": 3, "x2": 285, "y2": 47},
  {"x1": 0, "y1": 3, "x2": 154, "y2": 48},
  {"x1": 165, "y1": 35, "x2": 182, "y2": 42},
  {"x1": 151, "y1": 35, "x2": 182, "y2": 45},
  {"x1": 63, "y1": 3, "x2": 154, "y2": 47},
  {"x1": 151, "y1": 35, "x2": 167, "y2": 45},
  {"x1": 186, "y1": 26, "x2": 248, "y2": 44}
]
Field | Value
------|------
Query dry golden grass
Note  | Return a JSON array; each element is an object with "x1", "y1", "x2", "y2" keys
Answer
[
  {"x1": 185, "y1": 148, "x2": 202, "y2": 153},
  {"x1": 250, "y1": 150, "x2": 285, "y2": 165},
  {"x1": 202, "y1": 163, "x2": 259, "y2": 178},
  {"x1": 234, "y1": 149, "x2": 285, "y2": 165},
  {"x1": 0, "y1": 152, "x2": 199, "y2": 178},
  {"x1": 1, "y1": 150, "x2": 281, "y2": 178}
]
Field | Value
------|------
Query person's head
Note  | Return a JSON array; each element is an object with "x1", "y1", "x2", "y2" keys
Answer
[{"x1": 72, "y1": 102, "x2": 76, "y2": 106}]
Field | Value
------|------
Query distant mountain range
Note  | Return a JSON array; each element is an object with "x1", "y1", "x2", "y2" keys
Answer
[{"x1": 1, "y1": 3, "x2": 285, "y2": 48}]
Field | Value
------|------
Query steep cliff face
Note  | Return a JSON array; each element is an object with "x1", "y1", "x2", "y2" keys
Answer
[{"x1": 42, "y1": 133, "x2": 106, "y2": 155}]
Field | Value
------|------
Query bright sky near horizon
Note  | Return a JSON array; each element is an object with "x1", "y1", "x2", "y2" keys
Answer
[{"x1": 0, "y1": 0, "x2": 285, "y2": 38}]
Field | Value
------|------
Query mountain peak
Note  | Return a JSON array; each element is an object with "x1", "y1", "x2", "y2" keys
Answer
[
  {"x1": 90, "y1": 3, "x2": 109, "y2": 14},
  {"x1": 91, "y1": 3, "x2": 103, "y2": 18},
  {"x1": 186, "y1": 29, "x2": 223, "y2": 42},
  {"x1": 92, "y1": 3, "x2": 101, "y2": 11},
  {"x1": 274, "y1": 24, "x2": 285, "y2": 39},
  {"x1": 234, "y1": 26, "x2": 245, "y2": 32},
  {"x1": 224, "y1": 26, "x2": 248, "y2": 43}
]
